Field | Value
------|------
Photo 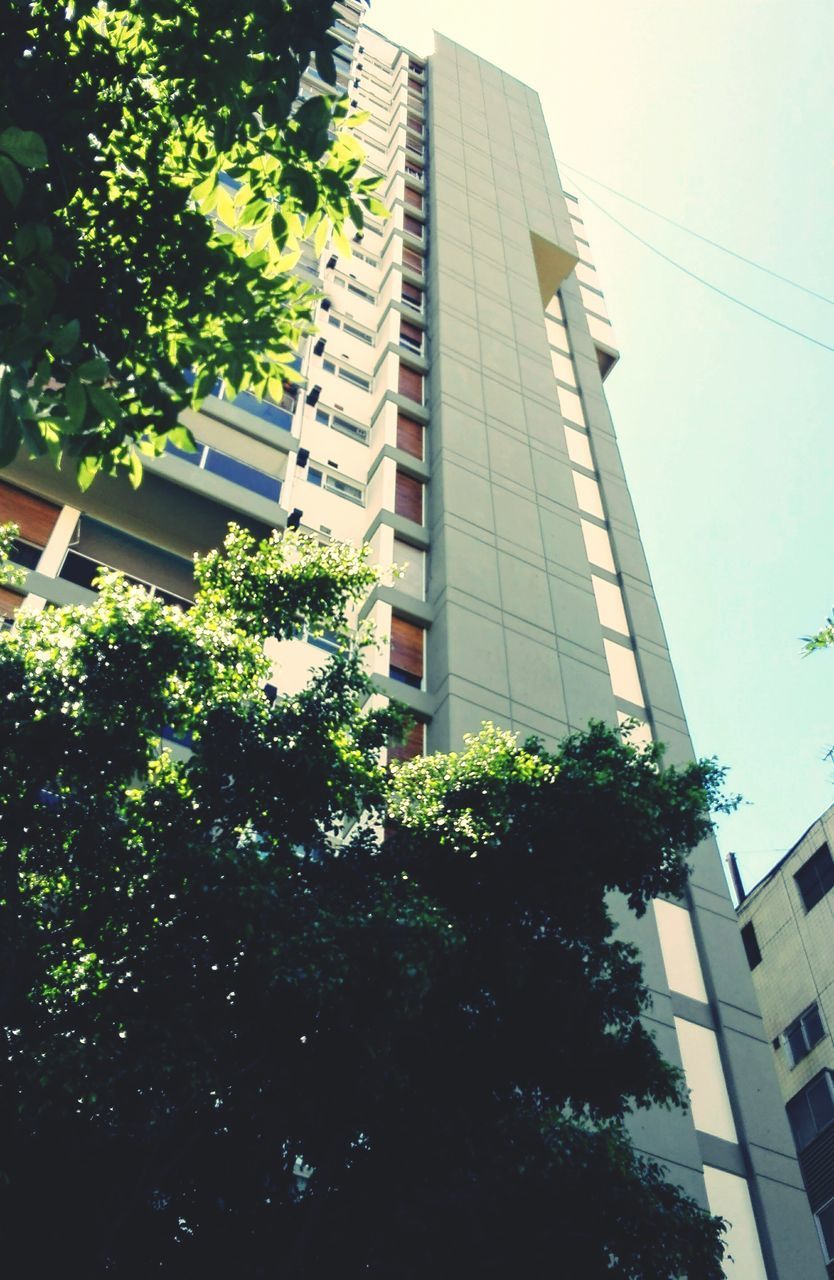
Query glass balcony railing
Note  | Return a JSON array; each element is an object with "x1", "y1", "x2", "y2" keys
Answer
[{"x1": 165, "y1": 441, "x2": 282, "y2": 505}]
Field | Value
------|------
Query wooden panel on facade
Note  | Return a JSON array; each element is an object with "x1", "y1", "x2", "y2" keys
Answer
[
  {"x1": 398, "y1": 364, "x2": 424, "y2": 404},
  {"x1": 390, "y1": 615, "x2": 424, "y2": 678},
  {"x1": 0, "y1": 587, "x2": 24, "y2": 619},
  {"x1": 0, "y1": 481, "x2": 60, "y2": 546},
  {"x1": 404, "y1": 215, "x2": 423, "y2": 239},
  {"x1": 389, "y1": 721, "x2": 425, "y2": 763},
  {"x1": 395, "y1": 471, "x2": 423, "y2": 524},
  {"x1": 404, "y1": 185, "x2": 423, "y2": 211},
  {"x1": 396, "y1": 413, "x2": 424, "y2": 460}
]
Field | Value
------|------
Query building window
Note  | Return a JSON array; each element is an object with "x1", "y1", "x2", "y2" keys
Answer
[
  {"x1": 816, "y1": 1199, "x2": 834, "y2": 1263},
  {"x1": 396, "y1": 413, "x2": 424, "y2": 461},
  {"x1": 399, "y1": 319, "x2": 423, "y2": 355},
  {"x1": 401, "y1": 281, "x2": 424, "y2": 312},
  {"x1": 740, "y1": 922, "x2": 762, "y2": 970},
  {"x1": 321, "y1": 358, "x2": 371, "y2": 392},
  {"x1": 786, "y1": 1071, "x2": 834, "y2": 1151},
  {"x1": 795, "y1": 843, "x2": 834, "y2": 912},
  {"x1": 402, "y1": 246, "x2": 424, "y2": 274},
  {"x1": 398, "y1": 364, "x2": 424, "y2": 404},
  {"x1": 307, "y1": 465, "x2": 364, "y2": 505},
  {"x1": 785, "y1": 1004, "x2": 825, "y2": 1067},
  {"x1": 389, "y1": 614, "x2": 424, "y2": 688},
  {"x1": 404, "y1": 214, "x2": 424, "y2": 240},
  {"x1": 404, "y1": 185, "x2": 423, "y2": 211},
  {"x1": 395, "y1": 471, "x2": 423, "y2": 524},
  {"x1": 312, "y1": 407, "x2": 368, "y2": 445}
]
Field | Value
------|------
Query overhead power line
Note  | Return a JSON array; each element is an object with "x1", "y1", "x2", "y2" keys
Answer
[
  {"x1": 567, "y1": 180, "x2": 834, "y2": 355},
  {"x1": 560, "y1": 162, "x2": 834, "y2": 308}
]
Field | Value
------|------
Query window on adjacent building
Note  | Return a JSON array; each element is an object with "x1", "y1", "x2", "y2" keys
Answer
[
  {"x1": 740, "y1": 921, "x2": 762, "y2": 970},
  {"x1": 795, "y1": 843, "x2": 834, "y2": 912},
  {"x1": 786, "y1": 1071, "x2": 834, "y2": 1152},
  {"x1": 816, "y1": 1199, "x2": 834, "y2": 1264},
  {"x1": 785, "y1": 1004, "x2": 825, "y2": 1067}
]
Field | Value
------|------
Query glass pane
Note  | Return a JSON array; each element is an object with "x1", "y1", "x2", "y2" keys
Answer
[
  {"x1": 204, "y1": 450, "x2": 281, "y2": 503},
  {"x1": 603, "y1": 639, "x2": 644, "y2": 706},
  {"x1": 572, "y1": 473, "x2": 604, "y2": 519},
  {"x1": 580, "y1": 520, "x2": 615, "y2": 572},
  {"x1": 591, "y1": 575, "x2": 629, "y2": 633},
  {"x1": 807, "y1": 1075, "x2": 834, "y2": 1132},
  {"x1": 786, "y1": 1022, "x2": 807, "y2": 1065},
  {"x1": 550, "y1": 350, "x2": 576, "y2": 386},
  {"x1": 817, "y1": 1199, "x2": 834, "y2": 1261},
  {"x1": 674, "y1": 1019, "x2": 738, "y2": 1142},
  {"x1": 557, "y1": 385, "x2": 586, "y2": 427},
  {"x1": 653, "y1": 900, "x2": 709, "y2": 1002},
  {"x1": 702, "y1": 1167, "x2": 768, "y2": 1280},
  {"x1": 564, "y1": 426, "x2": 594, "y2": 470},
  {"x1": 805, "y1": 1004, "x2": 825, "y2": 1048},
  {"x1": 787, "y1": 1092, "x2": 816, "y2": 1151}
]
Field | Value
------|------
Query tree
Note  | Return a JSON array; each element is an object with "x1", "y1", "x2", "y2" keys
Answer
[
  {"x1": 0, "y1": 522, "x2": 728, "y2": 1277},
  {"x1": 0, "y1": 2, "x2": 383, "y2": 487}
]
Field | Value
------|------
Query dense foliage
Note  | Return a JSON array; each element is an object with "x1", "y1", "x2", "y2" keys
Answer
[
  {"x1": 0, "y1": 2, "x2": 383, "y2": 486},
  {"x1": 0, "y1": 525, "x2": 729, "y2": 1277}
]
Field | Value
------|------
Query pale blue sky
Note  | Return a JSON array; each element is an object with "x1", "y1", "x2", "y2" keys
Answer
[{"x1": 370, "y1": 0, "x2": 834, "y2": 894}]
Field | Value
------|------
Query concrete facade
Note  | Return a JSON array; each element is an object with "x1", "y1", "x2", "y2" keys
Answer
[{"x1": 0, "y1": 5, "x2": 824, "y2": 1275}]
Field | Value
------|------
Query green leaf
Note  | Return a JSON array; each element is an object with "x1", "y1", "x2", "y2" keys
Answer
[
  {"x1": 191, "y1": 173, "x2": 217, "y2": 204},
  {"x1": 0, "y1": 155, "x2": 23, "y2": 206},
  {"x1": 0, "y1": 127, "x2": 48, "y2": 170},
  {"x1": 77, "y1": 357, "x2": 109, "y2": 381},
  {"x1": 216, "y1": 185, "x2": 237, "y2": 228},
  {"x1": 15, "y1": 224, "x2": 38, "y2": 258},
  {"x1": 284, "y1": 167, "x2": 319, "y2": 216},
  {"x1": 0, "y1": 388, "x2": 22, "y2": 465},
  {"x1": 51, "y1": 319, "x2": 80, "y2": 356},
  {"x1": 88, "y1": 386, "x2": 121, "y2": 421},
  {"x1": 193, "y1": 368, "x2": 217, "y2": 402},
  {"x1": 64, "y1": 376, "x2": 87, "y2": 432},
  {"x1": 271, "y1": 210, "x2": 288, "y2": 247},
  {"x1": 127, "y1": 450, "x2": 143, "y2": 489},
  {"x1": 164, "y1": 425, "x2": 198, "y2": 453},
  {"x1": 76, "y1": 455, "x2": 101, "y2": 491},
  {"x1": 365, "y1": 196, "x2": 389, "y2": 219},
  {"x1": 295, "y1": 95, "x2": 332, "y2": 132}
]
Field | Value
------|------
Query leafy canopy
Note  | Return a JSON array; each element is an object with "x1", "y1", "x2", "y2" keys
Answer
[
  {"x1": 0, "y1": 1, "x2": 386, "y2": 488},
  {"x1": 0, "y1": 525, "x2": 729, "y2": 1277}
]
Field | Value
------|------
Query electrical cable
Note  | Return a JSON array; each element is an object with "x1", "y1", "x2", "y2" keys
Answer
[
  {"x1": 568, "y1": 181, "x2": 834, "y2": 355},
  {"x1": 560, "y1": 161, "x2": 834, "y2": 307}
]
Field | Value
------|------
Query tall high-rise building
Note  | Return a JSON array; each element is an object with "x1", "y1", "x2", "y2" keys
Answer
[{"x1": 0, "y1": 5, "x2": 824, "y2": 1275}]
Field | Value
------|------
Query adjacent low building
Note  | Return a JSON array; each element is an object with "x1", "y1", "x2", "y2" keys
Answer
[{"x1": 737, "y1": 804, "x2": 834, "y2": 1275}]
